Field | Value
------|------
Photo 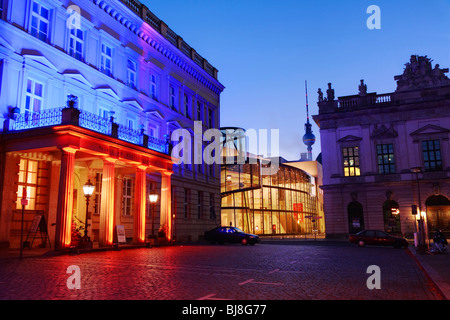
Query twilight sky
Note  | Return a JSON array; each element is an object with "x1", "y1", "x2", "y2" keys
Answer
[{"x1": 143, "y1": 0, "x2": 450, "y2": 161}]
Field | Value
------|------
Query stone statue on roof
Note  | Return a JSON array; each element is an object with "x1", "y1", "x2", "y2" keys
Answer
[{"x1": 394, "y1": 55, "x2": 450, "y2": 91}]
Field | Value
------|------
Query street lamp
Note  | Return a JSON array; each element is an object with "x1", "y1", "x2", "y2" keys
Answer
[
  {"x1": 410, "y1": 167, "x2": 427, "y2": 253},
  {"x1": 82, "y1": 179, "x2": 95, "y2": 246},
  {"x1": 149, "y1": 193, "x2": 158, "y2": 236}
]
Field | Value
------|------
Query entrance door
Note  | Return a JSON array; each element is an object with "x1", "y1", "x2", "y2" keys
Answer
[
  {"x1": 348, "y1": 201, "x2": 364, "y2": 234},
  {"x1": 425, "y1": 195, "x2": 450, "y2": 237}
]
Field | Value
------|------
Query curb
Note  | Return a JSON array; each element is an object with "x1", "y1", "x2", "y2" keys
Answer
[{"x1": 406, "y1": 247, "x2": 448, "y2": 300}]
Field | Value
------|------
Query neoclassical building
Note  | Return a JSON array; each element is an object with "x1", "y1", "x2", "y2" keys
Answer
[
  {"x1": 313, "y1": 55, "x2": 450, "y2": 239},
  {"x1": 0, "y1": 0, "x2": 224, "y2": 249}
]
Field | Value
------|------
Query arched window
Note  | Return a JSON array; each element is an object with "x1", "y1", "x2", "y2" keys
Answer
[
  {"x1": 348, "y1": 201, "x2": 364, "y2": 234},
  {"x1": 383, "y1": 200, "x2": 400, "y2": 234}
]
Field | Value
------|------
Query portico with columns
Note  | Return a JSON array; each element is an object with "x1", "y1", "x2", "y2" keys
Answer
[{"x1": 0, "y1": 119, "x2": 174, "y2": 250}]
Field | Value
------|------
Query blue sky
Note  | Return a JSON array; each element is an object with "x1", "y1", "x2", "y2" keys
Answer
[{"x1": 143, "y1": 0, "x2": 450, "y2": 161}]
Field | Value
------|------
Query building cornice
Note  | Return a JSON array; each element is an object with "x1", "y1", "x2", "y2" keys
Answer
[{"x1": 91, "y1": 0, "x2": 225, "y2": 95}]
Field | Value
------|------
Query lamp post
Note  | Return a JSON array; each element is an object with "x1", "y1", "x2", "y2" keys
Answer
[
  {"x1": 149, "y1": 193, "x2": 158, "y2": 237},
  {"x1": 82, "y1": 179, "x2": 95, "y2": 247},
  {"x1": 410, "y1": 167, "x2": 427, "y2": 253}
]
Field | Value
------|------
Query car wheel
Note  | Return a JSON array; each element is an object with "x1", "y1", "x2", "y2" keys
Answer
[
  {"x1": 241, "y1": 238, "x2": 248, "y2": 245},
  {"x1": 358, "y1": 240, "x2": 365, "y2": 247}
]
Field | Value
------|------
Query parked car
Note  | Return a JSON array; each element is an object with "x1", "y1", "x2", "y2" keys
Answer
[
  {"x1": 349, "y1": 230, "x2": 408, "y2": 249},
  {"x1": 204, "y1": 226, "x2": 260, "y2": 245}
]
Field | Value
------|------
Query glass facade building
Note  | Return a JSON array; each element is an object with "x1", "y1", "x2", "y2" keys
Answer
[{"x1": 220, "y1": 144, "x2": 324, "y2": 236}]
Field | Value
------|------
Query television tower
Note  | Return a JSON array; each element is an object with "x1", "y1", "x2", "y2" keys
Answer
[{"x1": 302, "y1": 80, "x2": 316, "y2": 161}]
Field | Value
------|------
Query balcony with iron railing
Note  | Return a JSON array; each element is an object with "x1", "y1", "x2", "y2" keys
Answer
[{"x1": 5, "y1": 100, "x2": 170, "y2": 155}]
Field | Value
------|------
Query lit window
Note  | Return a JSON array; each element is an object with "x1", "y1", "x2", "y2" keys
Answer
[
  {"x1": 24, "y1": 79, "x2": 44, "y2": 113},
  {"x1": 30, "y1": 1, "x2": 49, "y2": 42},
  {"x1": 94, "y1": 172, "x2": 102, "y2": 215},
  {"x1": 69, "y1": 28, "x2": 84, "y2": 61},
  {"x1": 342, "y1": 146, "x2": 360, "y2": 176},
  {"x1": 122, "y1": 178, "x2": 133, "y2": 216},
  {"x1": 422, "y1": 140, "x2": 442, "y2": 171},
  {"x1": 127, "y1": 59, "x2": 136, "y2": 89},
  {"x1": 377, "y1": 144, "x2": 395, "y2": 174},
  {"x1": 16, "y1": 159, "x2": 38, "y2": 210},
  {"x1": 100, "y1": 44, "x2": 113, "y2": 76}
]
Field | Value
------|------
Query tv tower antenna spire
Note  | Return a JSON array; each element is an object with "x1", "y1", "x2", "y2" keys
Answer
[{"x1": 302, "y1": 80, "x2": 316, "y2": 161}]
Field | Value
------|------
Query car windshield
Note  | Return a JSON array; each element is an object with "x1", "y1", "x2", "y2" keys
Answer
[{"x1": 233, "y1": 227, "x2": 244, "y2": 233}]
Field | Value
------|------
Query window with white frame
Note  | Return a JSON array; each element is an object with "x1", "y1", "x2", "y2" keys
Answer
[
  {"x1": 16, "y1": 159, "x2": 38, "y2": 210},
  {"x1": 100, "y1": 44, "x2": 113, "y2": 76},
  {"x1": 150, "y1": 73, "x2": 158, "y2": 100},
  {"x1": 98, "y1": 106, "x2": 109, "y2": 119},
  {"x1": 126, "y1": 117, "x2": 135, "y2": 130},
  {"x1": 127, "y1": 59, "x2": 137, "y2": 89},
  {"x1": 148, "y1": 123, "x2": 159, "y2": 138},
  {"x1": 30, "y1": 1, "x2": 50, "y2": 42},
  {"x1": 24, "y1": 79, "x2": 44, "y2": 113},
  {"x1": 122, "y1": 177, "x2": 133, "y2": 216},
  {"x1": 69, "y1": 28, "x2": 84, "y2": 61}
]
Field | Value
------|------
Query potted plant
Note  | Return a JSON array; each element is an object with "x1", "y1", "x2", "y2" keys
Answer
[{"x1": 70, "y1": 218, "x2": 84, "y2": 248}]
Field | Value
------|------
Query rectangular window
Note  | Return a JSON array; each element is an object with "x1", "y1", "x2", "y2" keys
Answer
[
  {"x1": 197, "y1": 102, "x2": 202, "y2": 122},
  {"x1": 209, "y1": 193, "x2": 215, "y2": 220},
  {"x1": 150, "y1": 73, "x2": 158, "y2": 100},
  {"x1": 422, "y1": 140, "x2": 442, "y2": 171},
  {"x1": 100, "y1": 44, "x2": 113, "y2": 76},
  {"x1": 208, "y1": 109, "x2": 213, "y2": 128},
  {"x1": 342, "y1": 146, "x2": 360, "y2": 176},
  {"x1": 377, "y1": 144, "x2": 395, "y2": 174},
  {"x1": 169, "y1": 85, "x2": 177, "y2": 110},
  {"x1": 197, "y1": 191, "x2": 203, "y2": 219},
  {"x1": 122, "y1": 177, "x2": 133, "y2": 216},
  {"x1": 184, "y1": 188, "x2": 190, "y2": 219},
  {"x1": 16, "y1": 159, "x2": 38, "y2": 210},
  {"x1": 30, "y1": 1, "x2": 49, "y2": 42},
  {"x1": 25, "y1": 79, "x2": 44, "y2": 113},
  {"x1": 127, "y1": 59, "x2": 136, "y2": 89},
  {"x1": 184, "y1": 94, "x2": 191, "y2": 119},
  {"x1": 69, "y1": 28, "x2": 84, "y2": 61},
  {"x1": 94, "y1": 172, "x2": 102, "y2": 215}
]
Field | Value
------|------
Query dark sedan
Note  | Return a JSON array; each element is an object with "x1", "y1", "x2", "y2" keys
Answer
[
  {"x1": 204, "y1": 226, "x2": 260, "y2": 245},
  {"x1": 349, "y1": 230, "x2": 409, "y2": 249}
]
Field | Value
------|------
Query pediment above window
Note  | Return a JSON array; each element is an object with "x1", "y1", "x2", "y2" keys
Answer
[
  {"x1": 337, "y1": 135, "x2": 362, "y2": 143},
  {"x1": 410, "y1": 124, "x2": 450, "y2": 136},
  {"x1": 63, "y1": 70, "x2": 93, "y2": 87},
  {"x1": 123, "y1": 99, "x2": 143, "y2": 110},
  {"x1": 22, "y1": 50, "x2": 58, "y2": 71},
  {"x1": 95, "y1": 86, "x2": 120, "y2": 100}
]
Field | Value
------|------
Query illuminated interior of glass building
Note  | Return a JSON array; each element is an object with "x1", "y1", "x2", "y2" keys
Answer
[{"x1": 221, "y1": 158, "x2": 323, "y2": 236}]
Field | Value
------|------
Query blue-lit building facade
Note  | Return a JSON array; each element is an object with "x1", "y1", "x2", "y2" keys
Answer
[{"x1": 0, "y1": 0, "x2": 224, "y2": 249}]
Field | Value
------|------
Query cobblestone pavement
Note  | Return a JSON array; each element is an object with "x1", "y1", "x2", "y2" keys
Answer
[{"x1": 0, "y1": 242, "x2": 441, "y2": 300}]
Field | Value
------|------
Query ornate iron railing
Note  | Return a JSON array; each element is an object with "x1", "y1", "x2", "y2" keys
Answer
[
  {"x1": 13, "y1": 107, "x2": 63, "y2": 130},
  {"x1": 79, "y1": 110, "x2": 110, "y2": 134},
  {"x1": 9, "y1": 107, "x2": 169, "y2": 154}
]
